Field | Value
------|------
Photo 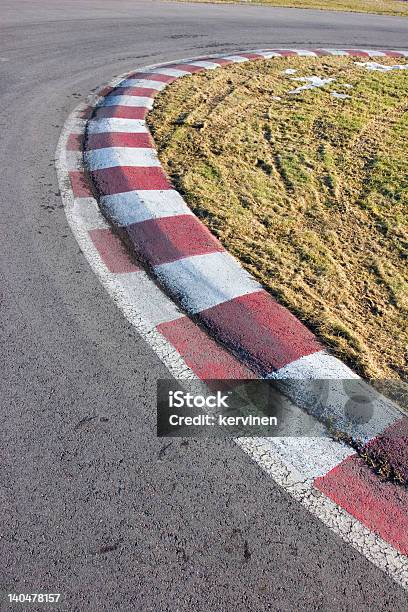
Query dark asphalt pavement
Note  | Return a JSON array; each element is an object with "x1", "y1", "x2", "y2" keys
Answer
[{"x1": 1, "y1": 1, "x2": 408, "y2": 610}]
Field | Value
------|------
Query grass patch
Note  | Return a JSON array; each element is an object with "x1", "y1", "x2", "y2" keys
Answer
[
  {"x1": 148, "y1": 56, "x2": 408, "y2": 380},
  {"x1": 174, "y1": 0, "x2": 408, "y2": 17}
]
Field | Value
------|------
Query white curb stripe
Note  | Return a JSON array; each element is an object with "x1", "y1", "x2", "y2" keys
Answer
[
  {"x1": 222, "y1": 55, "x2": 250, "y2": 63},
  {"x1": 100, "y1": 189, "x2": 193, "y2": 226},
  {"x1": 151, "y1": 67, "x2": 193, "y2": 77},
  {"x1": 293, "y1": 50, "x2": 319, "y2": 56},
  {"x1": 319, "y1": 49, "x2": 350, "y2": 56},
  {"x1": 271, "y1": 352, "x2": 401, "y2": 443},
  {"x1": 87, "y1": 117, "x2": 148, "y2": 134},
  {"x1": 248, "y1": 50, "x2": 285, "y2": 58},
  {"x1": 360, "y1": 49, "x2": 387, "y2": 57},
  {"x1": 101, "y1": 95, "x2": 154, "y2": 108},
  {"x1": 188, "y1": 60, "x2": 225, "y2": 69},
  {"x1": 271, "y1": 351, "x2": 359, "y2": 381},
  {"x1": 84, "y1": 147, "x2": 160, "y2": 171},
  {"x1": 154, "y1": 251, "x2": 262, "y2": 314},
  {"x1": 119, "y1": 78, "x2": 168, "y2": 90}
]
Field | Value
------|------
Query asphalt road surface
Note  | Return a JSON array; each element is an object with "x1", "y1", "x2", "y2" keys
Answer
[{"x1": 1, "y1": 1, "x2": 408, "y2": 610}]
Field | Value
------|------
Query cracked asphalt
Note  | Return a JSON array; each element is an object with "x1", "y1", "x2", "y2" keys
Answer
[{"x1": 1, "y1": 1, "x2": 408, "y2": 610}]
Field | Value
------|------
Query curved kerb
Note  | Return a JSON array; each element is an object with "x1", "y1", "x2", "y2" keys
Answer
[
  {"x1": 58, "y1": 46, "x2": 408, "y2": 577},
  {"x1": 83, "y1": 47, "x2": 407, "y2": 464}
]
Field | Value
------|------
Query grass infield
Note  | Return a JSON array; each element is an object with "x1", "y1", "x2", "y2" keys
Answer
[
  {"x1": 148, "y1": 56, "x2": 408, "y2": 380},
  {"x1": 174, "y1": 0, "x2": 408, "y2": 18}
]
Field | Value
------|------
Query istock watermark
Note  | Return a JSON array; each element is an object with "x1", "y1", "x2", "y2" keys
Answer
[
  {"x1": 157, "y1": 379, "x2": 407, "y2": 438},
  {"x1": 168, "y1": 390, "x2": 231, "y2": 409}
]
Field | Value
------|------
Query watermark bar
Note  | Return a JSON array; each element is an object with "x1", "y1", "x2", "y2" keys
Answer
[{"x1": 157, "y1": 379, "x2": 407, "y2": 438}]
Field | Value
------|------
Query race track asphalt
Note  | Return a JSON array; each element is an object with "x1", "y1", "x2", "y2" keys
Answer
[{"x1": 1, "y1": 1, "x2": 408, "y2": 610}]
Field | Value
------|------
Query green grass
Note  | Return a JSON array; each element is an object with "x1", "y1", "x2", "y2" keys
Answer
[
  {"x1": 148, "y1": 57, "x2": 408, "y2": 381},
  {"x1": 175, "y1": 0, "x2": 408, "y2": 17}
]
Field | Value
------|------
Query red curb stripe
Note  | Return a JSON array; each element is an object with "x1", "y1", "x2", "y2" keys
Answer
[
  {"x1": 89, "y1": 228, "x2": 141, "y2": 273},
  {"x1": 90, "y1": 166, "x2": 171, "y2": 195},
  {"x1": 269, "y1": 50, "x2": 297, "y2": 56},
  {"x1": 344, "y1": 49, "x2": 370, "y2": 57},
  {"x1": 86, "y1": 132, "x2": 154, "y2": 150},
  {"x1": 170, "y1": 64, "x2": 206, "y2": 73},
  {"x1": 198, "y1": 290, "x2": 322, "y2": 373},
  {"x1": 77, "y1": 105, "x2": 93, "y2": 119},
  {"x1": 69, "y1": 170, "x2": 93, "y2": 198},
  {"x1": 212, "y1": 58, "x2": 235, "y2": 65},
  {"x1": 200, "y1": 58, "x2": 234, "y2": 66},
  {"x1": 157, "y1": 316, "x2": 256, "y2": 380},
  {"x1": 314, "y1": 455, "x2": 408, "y2": 555},
  {"x1": 67, "y1": 133, "x2": 84, "y2": 151},
  {"x1": 383, "y1": 50, "x2": 405, "y2": 58},
  {"x1": 127, "y1": 72, "x2": 177, "y2": 83},
  {"x1": 97, "y1": 85, "x2": 116, "y2": 97},
  {"x1": 126, "y1": 215, "x2": 224, "y2": 266},
  {"x1": 237, "y1": 53, "x2": 265, "y2": 60},
  {"x1": 113, "y1": 86, "x2": 159, "y2": 97},
  {"x1": 364, "y1": 417, "x2": 408, "y2": 483},
  {"x1": 93, "y1": 106, "x2": 149, "y2": 120}
]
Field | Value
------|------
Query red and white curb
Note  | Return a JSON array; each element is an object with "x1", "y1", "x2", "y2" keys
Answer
[{"x1": 56, "y1": 48, "x2": 408, "y2": 588}]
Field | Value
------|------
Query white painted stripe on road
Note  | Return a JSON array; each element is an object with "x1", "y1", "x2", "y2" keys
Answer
[
  {"x1": 101, "y1": 95, "x2": 154, "y2": 108},
  {"x1": 57, "y1": 110, "x2": 194, "y2": 380},
  {"x1": 68, "y1": 117, "x2": 87, "y2": 134},
  {"x1": 154, "y1": 251, "x2": 262, "y2": 314},
  {"x1": 65, "y1": 149, "x2": 83, "y2": 171},
  {"x1": 84, "y1": 147, "x2": 160, "y2": 171},
  {"x1": 260, "y1": 436, "x2": 355, "y2": 480},
  {"x1": 118, "y1": 271, "x2": 184, "y2": 328},
  {"x1": 71, "y1": 197, "x2": 110, "y2": 230},
  {"x1": 87, "y1": 118, "x2": 148, "y2": 134},
  {"x1": 119, "y1": 78, "x2": 168, "y2": 90},
  {"x1": 100, "y1": 189, "x2": 193, "y2": 226}
]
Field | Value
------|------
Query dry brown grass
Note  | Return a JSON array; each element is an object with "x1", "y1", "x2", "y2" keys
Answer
[{"x1": 148, "y1": 56, "x2": 408, "y2": 380}]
